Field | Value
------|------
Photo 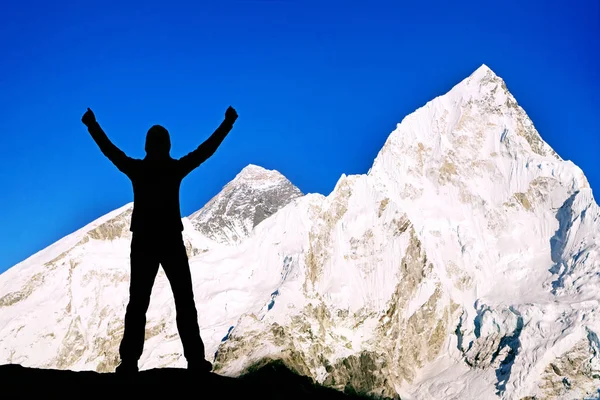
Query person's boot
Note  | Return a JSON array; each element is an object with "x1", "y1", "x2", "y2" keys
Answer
[
  {"x1": 115, "y1": 359, "x2": 139, "y2": 375},
  {"x1": 187, "y1": 358, "x2": 213, "y2": 373}
]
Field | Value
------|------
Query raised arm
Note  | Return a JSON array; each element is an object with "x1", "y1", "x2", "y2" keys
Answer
[
  {"x1": 82, "y1": 108, "x2": 135, "y2": 176},
  {"x1": 178, "y1": 106, "x2": 238, "y2": 178}
]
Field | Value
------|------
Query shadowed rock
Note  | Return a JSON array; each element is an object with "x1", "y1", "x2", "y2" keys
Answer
[{"x1": 1, "y1": 361, "x2": 378, "y2": 399}]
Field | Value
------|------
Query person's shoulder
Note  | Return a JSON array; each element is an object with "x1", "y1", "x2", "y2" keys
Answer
[
  {"x1": 171, "y1": 156, "x2": 185, "y2": 167},
  {"x1": 125, "y1": 158, "x2": 144, "y2": 173}
]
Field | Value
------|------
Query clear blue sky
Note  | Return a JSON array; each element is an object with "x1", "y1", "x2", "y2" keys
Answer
[{"x1": 0, "y1": 0, "x2": 598, "y2": 273}]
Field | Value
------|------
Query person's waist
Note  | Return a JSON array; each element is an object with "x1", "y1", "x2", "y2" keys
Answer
[{"x1": 131, "y1": 207, "x2": 181, "y2": 215}]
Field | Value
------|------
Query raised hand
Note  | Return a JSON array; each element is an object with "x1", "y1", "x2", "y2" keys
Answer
[
  {"x1": 225, "y1": 106, "x2": 238, "y2": 122},
  {"x1": 82, "y1": 108, "x2": 96, "y2": 127}
]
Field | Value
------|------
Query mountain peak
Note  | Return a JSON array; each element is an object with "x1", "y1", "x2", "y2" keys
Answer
[
  {"x1": 240, "y1": 164, "x2": 269, "y2": 173},
  {"x1": 457, "y1": 63, "x2": 506, "y2": 96},
  {"x1": 189, "y1": 165, "x2": 303, "y2": 245},
  {"x1": 475, "y1": 63, "x2": 493, "y2": 74},
  {"x1": 232, "y1": 164, "x2": 287, "y2": 186},
  {"x1": 468, "y1": 63, "x2": 498, "y2": 81}
]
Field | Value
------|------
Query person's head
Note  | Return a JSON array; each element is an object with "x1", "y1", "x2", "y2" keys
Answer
[{"x1": 145, "y1": 125, "x2": 171, "y2": 157}]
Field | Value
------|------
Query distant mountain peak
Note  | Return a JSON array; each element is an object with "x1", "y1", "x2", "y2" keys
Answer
[
  {"x1": 189, "y1": 165, "x2": 303, "y2": 245},
  {"x1": 228, "y1": 164, "x2": 290, "y2": 188},
  {"x1": 237, "y1": 163, "x2": 277, "y2": 176}
]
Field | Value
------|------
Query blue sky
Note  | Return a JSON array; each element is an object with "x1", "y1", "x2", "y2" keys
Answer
[{"x1": 0, "y1": 0, "x2": 598, "y2": 273}]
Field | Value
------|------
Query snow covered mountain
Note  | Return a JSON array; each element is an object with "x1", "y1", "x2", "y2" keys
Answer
[
  {"x1": 189, "y1": 164, "x2": 303, "y2": 245},
  {"x1": 1, "y1": 64, "x2": 599, "y2": 400}
]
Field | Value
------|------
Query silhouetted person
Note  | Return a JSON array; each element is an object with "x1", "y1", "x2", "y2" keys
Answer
[{"x1": 81, "y1": 106, "x2": 238, "y2": 374}]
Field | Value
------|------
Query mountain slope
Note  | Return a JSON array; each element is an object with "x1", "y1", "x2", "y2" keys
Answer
[{"x1": 1, "y1": 65, "x2": 599, "y2": 400}]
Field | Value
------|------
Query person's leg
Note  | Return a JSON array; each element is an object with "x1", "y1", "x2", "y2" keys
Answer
[
  {"x1": 160, "y1": 232, "x2": 210, "y2": 371},
  {"x1": 118, "y1": 233, "x2": 160, "y2": 372}
]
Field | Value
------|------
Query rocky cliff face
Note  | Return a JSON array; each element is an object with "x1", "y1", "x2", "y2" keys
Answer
[{"x1": 1, "y1": 65, "x2": 599, "y2": 400}]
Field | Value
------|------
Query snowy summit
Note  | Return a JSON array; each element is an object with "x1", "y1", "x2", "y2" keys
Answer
[{"x1": 189, "y1": 164, "x2": 303, "y2": 245}]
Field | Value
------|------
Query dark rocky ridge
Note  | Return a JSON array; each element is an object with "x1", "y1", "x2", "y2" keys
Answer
[{"x1": 1, "y1": 361, "x2": 380, "y2": 399}]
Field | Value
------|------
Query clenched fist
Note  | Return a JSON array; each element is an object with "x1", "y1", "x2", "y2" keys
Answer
[
  {"x1": 225, "y1": 106, "x2": 238, "y2": 123},
  {"x1": 82, "y1": 108, "x2": 96, "y2": 127}
]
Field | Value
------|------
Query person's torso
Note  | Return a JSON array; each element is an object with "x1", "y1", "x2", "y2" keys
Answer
[{"x1": 128, "y1": 158, "x2": 184, "y2": 233}]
